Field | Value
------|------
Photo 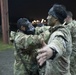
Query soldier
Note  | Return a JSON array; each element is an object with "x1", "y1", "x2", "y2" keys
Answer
[
  {"x1": 36, "y1": 4, "x2": 72, "y2": 75},
  {"x1": 10, "y1": 18, "x2": 50, "y2": 75},
  {"x1": 64, "y1": 11, "x2": 76, "y2": 75}
]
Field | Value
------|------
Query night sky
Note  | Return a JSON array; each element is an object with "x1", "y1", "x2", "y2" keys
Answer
[{"x1": 8, "y1": 0, "x2": 76, "y2": 23}]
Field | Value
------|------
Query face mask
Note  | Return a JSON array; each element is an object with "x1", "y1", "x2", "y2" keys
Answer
[{"x1": 23, "y1": 26, "x2": 35, "y2": 35}]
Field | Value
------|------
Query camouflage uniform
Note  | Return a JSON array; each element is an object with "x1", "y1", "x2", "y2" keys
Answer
[
  {"x1": 35, "y1": 26, "x2": 50, "y2": 34},
  {"x1": 10, "y1": 25, "x2": 72, "y2": 75},
  {"x1": 44, "y1": 25, "x2": 72, "y2": 75},
  {"x1": 65, "y1": 20, "x2": 76, "y2": 75},
  {"x1": 10, "y1": 26, "x2": 50, "y2": 75}
]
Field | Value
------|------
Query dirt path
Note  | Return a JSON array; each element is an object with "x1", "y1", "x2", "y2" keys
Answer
[{"x1": 0, "y1": 49, "x2": 14, "y2": 75}]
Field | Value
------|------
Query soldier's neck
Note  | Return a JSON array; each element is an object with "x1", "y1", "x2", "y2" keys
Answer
[{"x1": 55, "y1": 21, "x2": 61, "y2": 26}]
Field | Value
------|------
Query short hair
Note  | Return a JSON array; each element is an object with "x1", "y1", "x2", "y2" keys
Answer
[
  {"x1": 17, "y1": 18, "x2": 30, "y2": 29},
  {"x1": 48, "y1": 4, "x2": 67, "y2": 24}
]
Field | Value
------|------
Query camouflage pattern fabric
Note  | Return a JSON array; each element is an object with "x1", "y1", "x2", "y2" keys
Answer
[
  {"x1": 44, "y1": 25, "x2": 72, "y2": 75},
  {"x1": 35, "y1": 26, "x2": 50, "y2": 35},
  {"x1": 10, "y1": 26, "x2": 50, "y2": 75},
  {"x1": 10, "y1": 25, "x2": 72, "y2": 75},
  {"x1": 65, "y1": 20, "x2": 76, "y2": 75}
]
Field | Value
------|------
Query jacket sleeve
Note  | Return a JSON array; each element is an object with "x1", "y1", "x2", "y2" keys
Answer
[
  {"x1": 15, "y1": 30, "x2": 50, "y2": 50},
  {"x1": 35, "y1": 26, "x2": 50, "y2": 35},
  {"x1": 10, "y1": 31, "x2": 16, "y2": 42},
  {"x1": 48, "y1": 29, "x2": 71, "y2": 59}
]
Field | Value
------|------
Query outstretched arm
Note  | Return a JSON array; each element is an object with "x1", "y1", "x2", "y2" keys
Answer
[{"x1": 15, "y1": 30, "x2": 50, "y2": 51}]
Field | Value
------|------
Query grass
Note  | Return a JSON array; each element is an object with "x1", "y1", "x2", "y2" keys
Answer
[{"x1": 0, "y1": 35, "x2": 13, "y2": 51}]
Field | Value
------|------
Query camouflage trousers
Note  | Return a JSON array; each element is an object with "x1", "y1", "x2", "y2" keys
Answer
[
  {"x1": 70, "y1": 48, "x2": 76, "y2": 75},
  {"x1": 14, "y1": 54, "x2": 46, "y2": 75}
]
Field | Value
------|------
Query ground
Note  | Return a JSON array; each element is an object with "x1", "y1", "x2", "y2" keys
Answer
[{"x1": 0, "y1": 49, "x2": 14, "y2": 75}]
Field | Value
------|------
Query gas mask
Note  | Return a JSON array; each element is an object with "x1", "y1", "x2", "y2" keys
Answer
[{"x1": 23, "y1": 23, "x2": 35, "y2": 35}]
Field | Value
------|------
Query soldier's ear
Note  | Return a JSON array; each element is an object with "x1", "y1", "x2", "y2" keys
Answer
[
  {"x1": 54, "y1": 17, "x2": 58, "y2": 20},
  {"x1": 21, "y1": 26, "x2": 26, "y2": 31}
]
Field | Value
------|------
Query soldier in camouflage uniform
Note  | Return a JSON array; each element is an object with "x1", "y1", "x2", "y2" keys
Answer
[
  {"x1": 64, "y1": 11, "x2": 76, "y2": 75},
  {"x1": 10, "y1": 5, "x2": 72, "y2": 75},
  {"x1": 36, "y1": 4, "x2": 72, "y2": 75},
  {"x1": 10, "y1": 18, "x2": 50, "y2": 75}
]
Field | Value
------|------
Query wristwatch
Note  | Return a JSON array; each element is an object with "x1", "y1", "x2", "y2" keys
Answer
[{"x1": 50, "y1": 47, "x2": 58, "y2": 60}]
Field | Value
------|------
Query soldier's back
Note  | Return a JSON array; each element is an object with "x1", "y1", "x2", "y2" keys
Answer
[{"x1": 66, "y1": 20, "x2": 76, "y2": 75}]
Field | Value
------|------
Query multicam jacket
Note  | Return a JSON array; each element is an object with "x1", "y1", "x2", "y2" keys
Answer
[
  {"x1": 10, "y1": 26, "x2": 50, "y2": 75},
  {"x1": 44, "y1": 25, "x2": 72, "y2": 75},
  {"x1": 65, "y1": 20, "x2": 76, "y2": 75},
  {"x1": 10, "y1": 25, "x2": 72, "y2": 75}
]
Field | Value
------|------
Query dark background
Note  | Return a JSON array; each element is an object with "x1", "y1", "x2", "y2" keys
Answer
[{"x1": 8, "y1": 0, "x2": 76, "y2": 23}]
